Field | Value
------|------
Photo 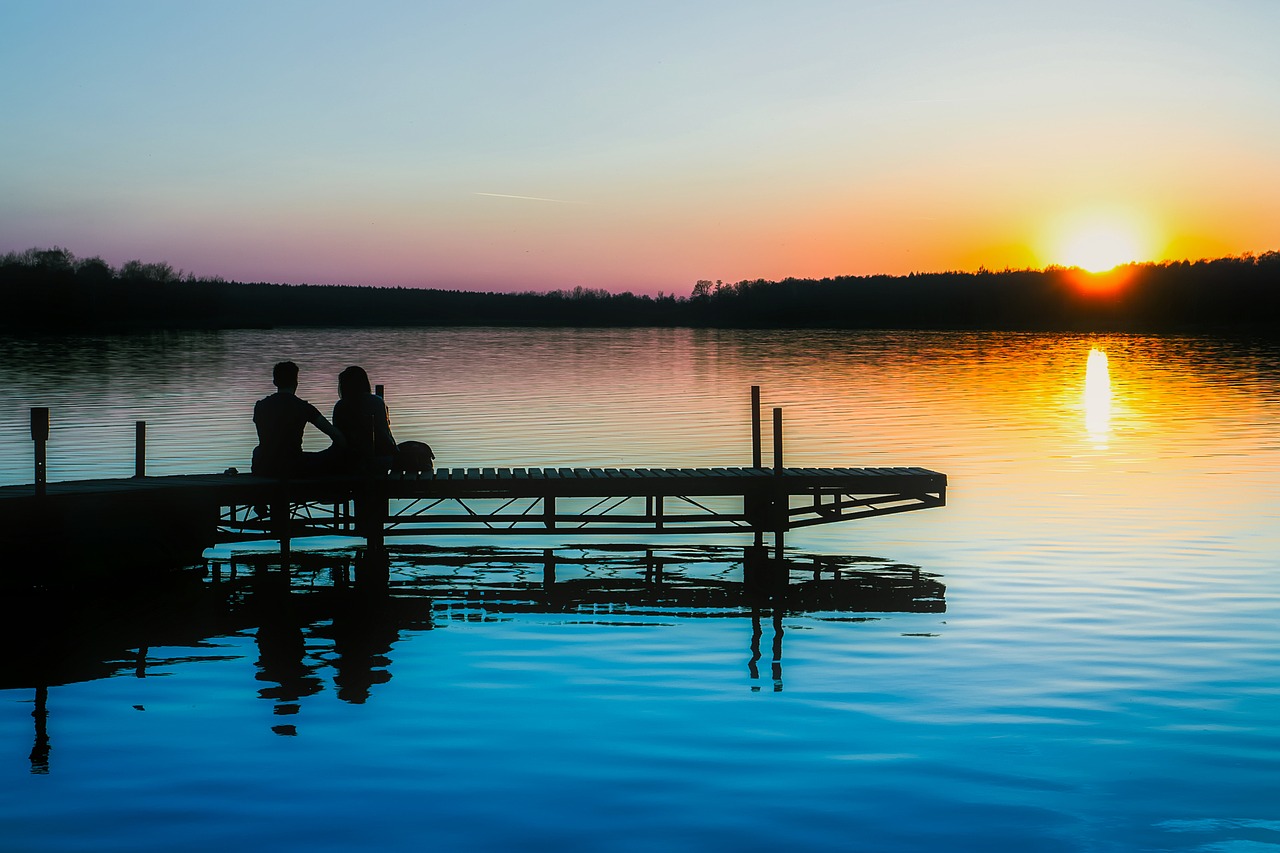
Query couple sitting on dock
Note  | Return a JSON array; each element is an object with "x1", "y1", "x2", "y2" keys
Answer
[{"x1": 251, "y1": 361, "x2": 433, "y2": 479}]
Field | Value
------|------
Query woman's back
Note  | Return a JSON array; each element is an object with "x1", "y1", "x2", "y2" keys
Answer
[{"x1": 334, "y1": 393, "x2": 396, "y2": 462}]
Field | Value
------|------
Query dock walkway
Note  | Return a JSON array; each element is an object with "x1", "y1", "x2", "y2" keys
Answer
[
  {"x1": 7, "y1": 390, "x2": 945, "y2": 569},
  {"x1": 1, "y1": 465, "x2": 946, "y2": 565}
]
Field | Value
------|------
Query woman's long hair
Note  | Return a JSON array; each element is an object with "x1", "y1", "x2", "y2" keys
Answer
[{"x1": 338, "y1": 365, "x2": 372, "y2": 399}]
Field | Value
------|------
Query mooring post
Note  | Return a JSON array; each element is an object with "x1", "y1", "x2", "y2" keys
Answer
[
  {"x1": 134, "y1": 420, "x2": 146, "y2": 478},
  {"x1": 30, "y1": 407, "x2": 48, "y2": 497},
  {"x1": 773, "y1": 407, "x2": 785, "y2": 561},
  {"x1": 773, "y1": 407, "x2": 783, "y2": 473},
  {"x1": 751, "y1": 386, "x2": 762, "y2": 468}
]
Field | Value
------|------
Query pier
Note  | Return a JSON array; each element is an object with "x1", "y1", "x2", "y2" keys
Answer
[{"x1": 2, "y1": 389, "x2": 946, "y2": 570}]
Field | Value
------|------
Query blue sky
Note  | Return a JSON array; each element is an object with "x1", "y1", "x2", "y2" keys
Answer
[{"x1": 3, "y1": 0, "x2": 1277, "y2": 292}]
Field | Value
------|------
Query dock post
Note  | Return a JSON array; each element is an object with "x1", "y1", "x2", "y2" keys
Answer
[
  {"x1": 751, "y1": 386, "x2": 762, "y2": 468},
  {"x1": 772, "y1": 407, "x2": 783, "y2": 473},
  {"x1": 773, "y1": 407, "x2": 785, "y2": 561},
  {"x1": 31, "y1": 408, "x2": 49, "y2": 497},
  {"x1": 280, "y1": 515, "x2": 291, "y2": 558},
  {"x1": 358, "y1": 480, "x2": 388, "y2": 555},
  {"x1": 367, "y1": 502, "x2": 385, "y2": 553},
  {"x1": 271, "y1": 495, "x2": 291, "y2": 558},
  {"x1": 134, "y1": 421, "x2": 146, "y2": 478}
]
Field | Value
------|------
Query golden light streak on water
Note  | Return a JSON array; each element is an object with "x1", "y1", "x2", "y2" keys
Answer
[{"x1": 1084, "y1": 347, "x2": 1112, "y2": 442}]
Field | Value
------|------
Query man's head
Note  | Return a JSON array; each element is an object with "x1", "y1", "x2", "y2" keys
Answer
[{"x1": 272, "y1": 361, "x2": 300, "y2": 391}]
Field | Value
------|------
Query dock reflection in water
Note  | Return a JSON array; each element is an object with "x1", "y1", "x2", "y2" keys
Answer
[{"x1": 2, "y1": 545, "x2": 943, "y2": 770}]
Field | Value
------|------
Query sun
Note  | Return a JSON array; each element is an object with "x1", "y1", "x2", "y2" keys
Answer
[
  {"x1": 1060, "y1": 224, "x2": 1142, "y2": 273},
  {"x1": 1062, "y1": 227, "x2": 1140, "y2": 273},
  {"x1": 1045, "y1": 212, "x2": 1155, "y2": 273}
]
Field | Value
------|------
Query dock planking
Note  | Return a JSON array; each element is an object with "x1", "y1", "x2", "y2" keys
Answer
[{"x1": 0, "y1": 465, "x2": 946, "y2": 505}]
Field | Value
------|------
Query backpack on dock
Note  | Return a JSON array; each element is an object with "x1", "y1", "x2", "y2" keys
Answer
[{"x1": 391, "y1": 440, "x2": 435, "y2": 474}]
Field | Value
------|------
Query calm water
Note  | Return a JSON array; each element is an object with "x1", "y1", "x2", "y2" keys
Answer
[{"x1": 2, "y1": 328, "x2": 1279, "y2": 852}]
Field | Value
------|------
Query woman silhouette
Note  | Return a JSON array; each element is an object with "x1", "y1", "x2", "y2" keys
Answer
[{"x1": 332, "y1": 366, "x2": 397, "y2": 474}]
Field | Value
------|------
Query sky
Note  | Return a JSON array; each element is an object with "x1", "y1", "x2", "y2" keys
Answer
[{"x1": 2, "y1": 0, "x2": 1278, "y2": 294}]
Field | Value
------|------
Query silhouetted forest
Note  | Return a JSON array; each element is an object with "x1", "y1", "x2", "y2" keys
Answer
[{"x1": 3, "y1": 246, "x2": 1278, "y2": 334}]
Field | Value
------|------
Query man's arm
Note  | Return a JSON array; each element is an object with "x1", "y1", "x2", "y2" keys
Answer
[{"x1": 312, "y1": 412, "x2": 347, "y2": 448}]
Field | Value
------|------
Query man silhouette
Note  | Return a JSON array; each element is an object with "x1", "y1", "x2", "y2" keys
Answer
[{"x1": 252, "y1": 361, "x2": 346, "y2": 477}]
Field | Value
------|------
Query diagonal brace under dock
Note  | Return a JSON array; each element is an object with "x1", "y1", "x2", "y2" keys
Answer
[{"x1": 216, "y1": 465, "x2": 947, "y2": 542}]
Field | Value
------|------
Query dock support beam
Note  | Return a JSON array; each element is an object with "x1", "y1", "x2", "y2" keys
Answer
[
  {"x1": 366, "y1": 495, "x2": 386, "y2": 553},
  {"x1": 356, "y1": 485, "x2": 387, "y2": 554},
  {"x1": 271, "y1": 497, "x2": 290, "y2": 558}
]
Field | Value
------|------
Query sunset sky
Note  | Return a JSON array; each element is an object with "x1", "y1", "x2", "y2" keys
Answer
[{"x1": 2, "y1": 1, "x2": 1278, "y2": 294}]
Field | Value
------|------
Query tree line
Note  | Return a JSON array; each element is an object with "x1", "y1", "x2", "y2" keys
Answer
[{"x1": 2, "y1": 246, "x2": 1277, "y2": 334}]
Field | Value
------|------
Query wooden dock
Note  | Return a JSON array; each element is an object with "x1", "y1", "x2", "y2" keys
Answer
[
  {"x1": 0, "y1": 465, "x2": 945, "y2": 566},
  {"x1": 4, "y1": 389, "x2": 945, "y2": 571}
]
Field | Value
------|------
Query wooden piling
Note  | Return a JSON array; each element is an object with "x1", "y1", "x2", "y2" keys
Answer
[
  {"x1": 751, "y1": 386, "x2": 762, "y2": 468},
  {"x1": 772, "y1": 407, "x2": 785, "y2": 556},
  {"x1": 772, "y1": 407, "x2": 783, "y2": 473},
  {"x1": 134, "y1": 421, "x2": 146, "y2": 478},
  {"x1": 30, "y1": 408, "x2": 48, "y2": 498}
]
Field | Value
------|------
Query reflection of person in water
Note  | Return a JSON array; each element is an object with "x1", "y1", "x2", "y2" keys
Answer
[
  {"x1": 333, "y1": 366, "x2": 396, "y2": 475},
  {"x1": 324, "y1": 586, "x2": 399, "y2": 704},
  {"x1": 252, "y1": 361, "x2": 346, "y2": 477},
  {"x1": 252, "y1": 573, "x2": 323, "y2": 732}
]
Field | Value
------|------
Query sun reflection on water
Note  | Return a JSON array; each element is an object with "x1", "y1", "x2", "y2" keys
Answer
[{"x1": 1084, "y1": 347, "x2": 1112, "y2": 441}]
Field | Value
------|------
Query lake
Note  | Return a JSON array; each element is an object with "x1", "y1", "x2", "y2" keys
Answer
[{"x1": 2, "y1": 327, "x2": 1278, "y2": 852}]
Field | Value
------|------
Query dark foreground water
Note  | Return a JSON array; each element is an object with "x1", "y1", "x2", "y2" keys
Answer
[{"x1": 1, "y1": 328, "x2": 1278, "y2": 852}]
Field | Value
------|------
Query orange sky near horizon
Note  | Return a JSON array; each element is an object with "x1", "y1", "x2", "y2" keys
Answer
[{"x1": 2, "y1": 2, "x2": 1278, "y2": 294}]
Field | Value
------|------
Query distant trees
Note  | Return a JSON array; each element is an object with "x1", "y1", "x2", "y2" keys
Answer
[
  {"x1": 1, "y1": 246, "x2": 1277, "y2": 334},
  {"x1": 684, "y1": 255, "x2": 1280, "y2": 333},
  {"x1": 119, "y1": 259, "x2": 179, "y2": 283}
]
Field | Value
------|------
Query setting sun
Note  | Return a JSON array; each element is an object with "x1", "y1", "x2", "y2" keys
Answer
[
  {"x1": 1044, "y1": 213, "x2": 1156, "y2": 273},
  {"x1": 1062, "y1": 227, "x2": 1141, "y2": 272}
]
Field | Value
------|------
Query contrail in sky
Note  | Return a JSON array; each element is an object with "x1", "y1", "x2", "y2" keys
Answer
[{"x1": 475, "y1": 192, "x2": 583, "y2": 204}]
